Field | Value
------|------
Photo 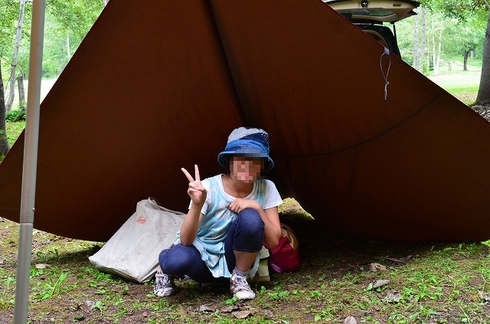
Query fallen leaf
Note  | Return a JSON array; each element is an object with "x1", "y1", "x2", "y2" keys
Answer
[
  {"x1": 479, "y1": 290, "x2": 490, "y2": 302},
  {"x1": 344, "y1": 316, "x2": 357, "y2": 324},
  {"x1": 263, "y1": 309, "x2": 273, "y2": 319},
  {"x1": 84, "y1": 300, "x2": 95, "y2": 307},
  {"x1": 199, "y1": 305, "x2": 214, "y2": 312},
  {"x1": 360, "y1": 296, "x2": 371, "y2": 303},
  {"x1": 386, "y1": 255, "x2": 412, "y2": 263},
  {"x1": 233, "y1": 311, "x2": 251, "y2": 319},
  {"x1": 221, "y1": 306, "x2": 235, "y2": 313},
  {"x1": 383, "y1": 291, "x2": 401, "y2": 303},
  {"x1": 369, "y1": 263, "x2": 387, "y2": 271},
  {"x1": 178, "y1": 304, "x2": 186, "y2": 316},
  {"x1": 372, "y1": 279, "x2": 390, "y2": 289}
]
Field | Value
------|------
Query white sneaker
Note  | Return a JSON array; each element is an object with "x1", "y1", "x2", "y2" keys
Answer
[
  {"x1": 230, "y1": 270, "x2": 255, "y2": 300},
  {"x1": 154, "y1": 270, "x2": 174, "y2": 297}
]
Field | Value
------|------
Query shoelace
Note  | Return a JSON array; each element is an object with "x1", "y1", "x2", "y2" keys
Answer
[
  {"x1": 233, "y1": 274, "x2": 250, "y2": 291},
  {"x1": 155, "y1": 274, "x2": 171, "y2": 289}
]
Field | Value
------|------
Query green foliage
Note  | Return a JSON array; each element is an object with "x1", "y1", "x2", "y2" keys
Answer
[
  {"x1": 40, "y1": 0, "x2": 104, "y2": 77},
  {"x1": 0, "y1": 2, "x2": 23, "y2": 52},
  {"x1": 31, "y1": 271, "x2": 70, "y2": 301},
  {"x1": 4, "y1": 120, "x2": 24, "y2": 149},
  {"x1": 394, "y1": 5, "x2": 486, "y2": 70},
  {"x1": 420, "y1": 0, "x2": 488, "y2": 16},
  {"x1": 443, "y1": 15, "x2": 486, "y2": 57},
  {"x1": 1, "y1": 1, "x2": 103, "y2": 83},
  {"x1": 5, "y1": 108, "x2": 25, "y2": 122},
  {"x1": 46, "y1": 0, "x2": 104, "y2": 39}
]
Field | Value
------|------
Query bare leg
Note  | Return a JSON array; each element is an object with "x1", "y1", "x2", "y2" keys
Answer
[{"x1": 234, "y1": 250, "x2": 259, "y2": 272}]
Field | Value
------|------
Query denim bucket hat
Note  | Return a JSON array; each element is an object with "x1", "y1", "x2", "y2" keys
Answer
[{"x1": 217, "y1": 127, "x2": 274, "y2": 171}]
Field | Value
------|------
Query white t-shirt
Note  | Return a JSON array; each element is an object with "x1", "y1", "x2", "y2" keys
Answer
[{"x1": 179, "y1": 174, "x2": 282, "y2": 278}]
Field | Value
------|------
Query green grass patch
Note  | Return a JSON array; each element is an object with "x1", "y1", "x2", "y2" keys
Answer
[
  {"x1": 0, "y1": 121, "x2": 25, "y2": 163},
  {"x1": 6, "y1": 121, "x2": 25, "y2": 147},
  {"x1": 427, "y1": 67, "x2": 481, "y2": 105},
  {"x1": 445, "y1": 85, "x2": 480, "y2": 94},
  {"x1": 4, "y1": 214, "x2": 490, "y2": 323}
]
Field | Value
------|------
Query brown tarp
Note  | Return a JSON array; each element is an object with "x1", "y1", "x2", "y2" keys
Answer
[{"x1": 1, "y1": 0, "x2": 490, "y2": 242}]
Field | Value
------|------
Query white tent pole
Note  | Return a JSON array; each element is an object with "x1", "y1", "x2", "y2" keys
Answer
[{"x1": 13, "y1": 0, "x2": 46, "y2": 322}]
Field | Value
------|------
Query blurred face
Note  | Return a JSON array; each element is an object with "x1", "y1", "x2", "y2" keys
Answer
[{"x1": 230, "y1": 156, "x2": 264, "y2": 183}]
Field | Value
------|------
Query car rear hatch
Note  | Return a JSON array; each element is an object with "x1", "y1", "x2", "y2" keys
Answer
[{"x1": 324, "y1": 0, "x2": 419, "y2": 24}]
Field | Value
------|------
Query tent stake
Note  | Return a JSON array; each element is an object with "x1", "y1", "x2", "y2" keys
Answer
[{"x1": 13, "y1": 0, "x2": 46, "y2": 323}]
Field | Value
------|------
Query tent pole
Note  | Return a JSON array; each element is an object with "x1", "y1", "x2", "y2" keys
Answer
[{"x1": 13, "y1": 0, "x2": 46, "y2": 322}]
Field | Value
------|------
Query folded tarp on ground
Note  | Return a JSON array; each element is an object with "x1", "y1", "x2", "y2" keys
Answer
[{"x1": 1, "y1": 0, "x2": 490, "y2": 241}]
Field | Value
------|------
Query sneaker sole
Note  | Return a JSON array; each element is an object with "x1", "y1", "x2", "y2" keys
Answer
[
  {"x1": 154, "y1": 288, "x2": 174, "y2": 297},
  {"x1": 234, "y1": 291, "x2": 256, "y2": 300}
]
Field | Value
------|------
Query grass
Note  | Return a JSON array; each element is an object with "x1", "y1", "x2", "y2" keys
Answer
[
  {"x1": 6, "y1": 121, "x2": 25, "y2": 146},
  {"x1": 1, "y1": 201, "x2": 490, "y2": 323},
  {"x1": 0, "y1": 121, "x2": 25, "y2": 163},
  {"x1": 427, "y1": 60, "x2": 481, "y2": 105}
]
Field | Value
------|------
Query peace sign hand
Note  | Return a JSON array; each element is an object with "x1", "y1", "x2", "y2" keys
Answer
[{"x1": 181, "y1": 164, "x2": 207, "y2": 207}]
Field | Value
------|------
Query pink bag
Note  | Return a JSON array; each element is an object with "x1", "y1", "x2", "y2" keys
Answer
[{"x1": 270, "y1": 224, "x2": 300, "y2": 273}]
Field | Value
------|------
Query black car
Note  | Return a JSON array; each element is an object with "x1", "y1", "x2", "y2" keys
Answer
[{"x1": 324, "y1": 0, "x2": 420, "y2": 58}]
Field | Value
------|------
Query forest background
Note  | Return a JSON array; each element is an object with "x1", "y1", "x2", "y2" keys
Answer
[{"x1": 0, "y1": 0, "x2": 489, "y2": 157}]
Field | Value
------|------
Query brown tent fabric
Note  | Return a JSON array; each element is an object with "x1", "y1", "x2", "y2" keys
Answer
[{"x1": 1, "y1": 0, "x2": 490, "y2": 241}]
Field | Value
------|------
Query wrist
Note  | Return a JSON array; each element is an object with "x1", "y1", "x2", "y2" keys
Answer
[{"x1": 190, "y1": 201, "x2": 204, "y2": 210}]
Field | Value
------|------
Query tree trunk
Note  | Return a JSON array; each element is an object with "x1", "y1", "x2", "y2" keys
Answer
[
  {"x1": 463, "y1": 51, "x2": 469, "y2": 71},
  {"x1": 420, "y1": 7, "x2": 426, "y2": 73},
  {"x1": 5, "y1": 0, "x2": 26, "y2": 113},
  {"x1": 432, "y1": 16, "x2": 443, "y2": 76},
  {"x1": 431, "y1": 16, "x2": 438, "y2": 76},
  {"x1": 436, "y1": 26, "x2": 442, "y2": 75},
  {"x1": 0, "y1": 62, "x2": 10, "y2": 157},
  {"x1": 66, "y1": 35, "x2": 71, "y2": 58},
  {"x1": 413, "y1": 7, "x2": 426, "y2": 73},
  {"x1": 413, "y1": 12, "x2": 419, "y2": 70},
  {"x1": 476, "y1": 12, "x2": 490, "y2": 106},
  {"x1": 17, "y1": 74, "x2": 26, "y2": 111}
]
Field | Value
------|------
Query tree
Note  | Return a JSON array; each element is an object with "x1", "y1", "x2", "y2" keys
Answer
[
  {"x1": 413, "y1": 7, "x2": 428, "y2": 73},
  {"x1": 5, "y1": 0, "x2": 27, "y2": 114},
  {"x1": 421, "y1": 0, "x2": 490, "y2": 105},
  {"x1": 42, "y1": 0, "x2": 104, "y2": 76},
  {"x1": 0, "y1": 1, "x2": 20, "y2": 157},
  {"x1": 476, "y1": 7, "x2": 490, "y2": 105},
  {"x1": 444, "y1": 17, "x2": 484, "y2": 70},
  {"x1": 0, "y1": 0, "x2": 103, "y2": 160},
  {"x1": 0, "y1": 58, "x2": 9, "y2": 156},
  {"x1": 428, "y1": 12, "x2": 445, "y2": 75}
]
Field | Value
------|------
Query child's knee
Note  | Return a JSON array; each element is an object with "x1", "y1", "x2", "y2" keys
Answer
[
  {"x1": 159, "y1": 245, "x2": 194, "y2": 274},
  {"x1": 238, "y1": 208, "x2": 264, "y2": 231}
]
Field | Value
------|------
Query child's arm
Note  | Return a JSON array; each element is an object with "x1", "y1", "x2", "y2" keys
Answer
[
  {"x1": 179, "y1": 165, "x2": 206, "y2": 246},
  {"x1": 262, "y1": 206, "x2": 281, "y2": 249}
]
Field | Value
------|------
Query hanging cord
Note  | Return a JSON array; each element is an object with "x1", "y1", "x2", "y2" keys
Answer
[{"x1": 380, "y1": 47, "x2": 391, "y2": 100}]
